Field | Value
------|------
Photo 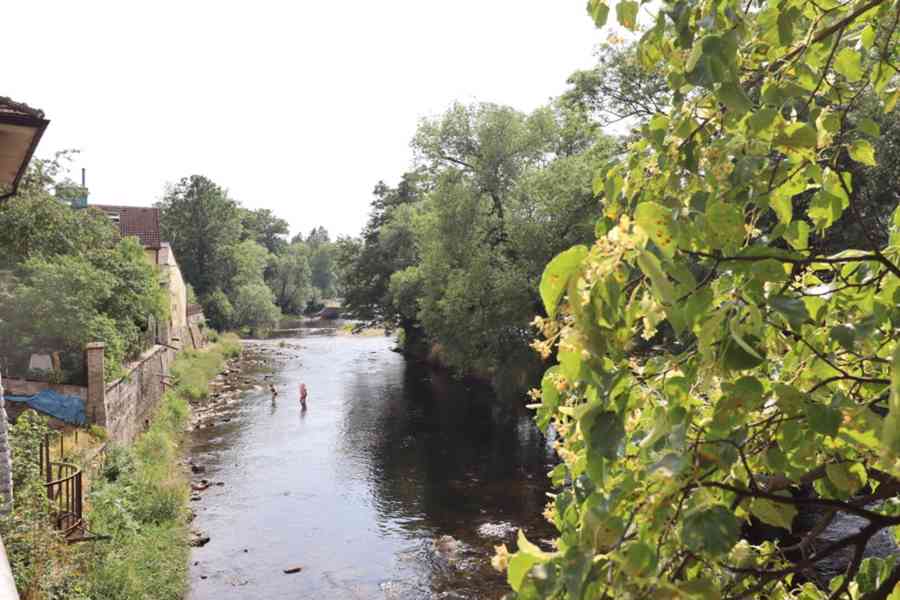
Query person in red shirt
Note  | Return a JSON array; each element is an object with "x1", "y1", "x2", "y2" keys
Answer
[{"x1": 299, "y1": 383, "x2": 308, "y2": 410}]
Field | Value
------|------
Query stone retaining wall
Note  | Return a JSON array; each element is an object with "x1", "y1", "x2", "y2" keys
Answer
[{"x1": 93, "y1": 344, "x2": 178, "y2": 444}]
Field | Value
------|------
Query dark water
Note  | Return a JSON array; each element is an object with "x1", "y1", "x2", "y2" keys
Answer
[{"x1": 188, "y1": 326, "x2": 555, "y2": 599}]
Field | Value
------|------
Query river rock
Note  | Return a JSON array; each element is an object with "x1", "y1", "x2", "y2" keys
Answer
[
  {"x1": 476, "y1": 521, "x2": 516, "y2": 539},
  {"x1": 283, "y1": 566, "x2": 303, "y2": 574}
]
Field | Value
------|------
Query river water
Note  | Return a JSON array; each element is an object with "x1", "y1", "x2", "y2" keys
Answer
[{"x1": 188, "y1": 324, "x2": 555, "y2": 599}]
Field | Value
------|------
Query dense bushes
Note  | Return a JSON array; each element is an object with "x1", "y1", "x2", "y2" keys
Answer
[{"x1": 0, "y1": 156, "x2": 167, "y2": 382}]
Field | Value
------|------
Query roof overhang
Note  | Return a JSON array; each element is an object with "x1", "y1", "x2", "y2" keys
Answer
[{"x1": 0, "y1": 97, "x2": 50, "y2": 202}]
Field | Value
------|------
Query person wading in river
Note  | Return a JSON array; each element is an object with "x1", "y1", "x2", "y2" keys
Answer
[{"x1": 299, "y1": 383, "x2": 308, "y2": 410}]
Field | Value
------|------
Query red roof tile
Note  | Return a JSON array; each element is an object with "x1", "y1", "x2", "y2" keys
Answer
[{"x1": 91, "y1": 205, "x2": 161, "y2": 249}]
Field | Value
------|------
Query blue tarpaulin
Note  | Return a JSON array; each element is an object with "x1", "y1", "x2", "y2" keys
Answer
[{"x1": 5, "y1": 390, "x2": 86, "y2": 426}]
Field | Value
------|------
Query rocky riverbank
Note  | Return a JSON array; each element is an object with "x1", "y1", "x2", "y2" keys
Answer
[{"x1": 188, "y1": 341, "x2": 302, "y2": 432}]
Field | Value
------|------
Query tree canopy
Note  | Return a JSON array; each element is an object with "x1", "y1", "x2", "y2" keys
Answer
[{"x1": 499, "y1": 0, "x2": 900, "y2": 598}]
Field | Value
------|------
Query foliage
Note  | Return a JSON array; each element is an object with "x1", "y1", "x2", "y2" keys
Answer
[
  {"x1": 338, "y1": 173, "x2": 424, "y2": 328},
  {"x1": 0, "y1": 412, "x2": 89, "y2": 599},
  {"x1": 240, "y1": 207, "x2": 289, "y2": 254},
  {"x1": 202, "y1": 288, "x2": 235, "y2": 332},
  {"x1": 0, "y1": 154, "x2": 117, "y2": 271},
  {"x1": 501, "y1": 1, "x2": 900, "y2": 599},
  {"x1": 233, "y1": 282, "x2": 281, "y2": 336},
  {"x1": 562, "y1": 42, "x2": 669, "y2": 127},
  {"x1": 229, "y1": 239, "x2": 272, "y2": 289},
  {"x1": 341, "y1": 102, "x2": 617, "y2": 382},
  {"x1": 306, "y1": 227, "x2": 338, "y2": 301},
  {"x1": 157, "y1": 175, "x2": 243, "y2": 298},
  {"x1": 269, "y1": 241, "x2": 314, "y2": 314},
  {"x1": 158, "y1": 175, "x2": 336, "y2": 325},
  {"x1": 0, "y1": 238, "x2": 165, "y2": 381}
]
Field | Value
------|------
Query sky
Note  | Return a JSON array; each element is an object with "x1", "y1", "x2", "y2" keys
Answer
[{"x1": 6, "y1": 1, "x2": 605, "y2": 239}]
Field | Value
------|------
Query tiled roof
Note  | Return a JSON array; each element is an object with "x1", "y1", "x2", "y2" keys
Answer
[
  {"x1": 0, "y1": 97, "x2": 45, "y2": 120},
  {"x1": 91, "y1": 205, "x2": 162, "y2": 249}
]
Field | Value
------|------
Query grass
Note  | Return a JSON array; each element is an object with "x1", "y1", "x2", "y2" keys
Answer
[
  {"x1": 84, "y1": 390, "x2": 191, "y2": 600},
  {"x1": 169, "y1": 333, "x2": 241, "y2": 401}
]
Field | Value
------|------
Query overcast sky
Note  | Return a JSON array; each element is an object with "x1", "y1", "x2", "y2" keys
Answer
[{"x1": 6, "y1": 1, "x2": 605, "y2": 239}]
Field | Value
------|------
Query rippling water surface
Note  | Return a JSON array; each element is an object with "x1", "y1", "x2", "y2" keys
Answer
[{"x1": 189, "y1": 324, "x2": 555, "y2": 599}]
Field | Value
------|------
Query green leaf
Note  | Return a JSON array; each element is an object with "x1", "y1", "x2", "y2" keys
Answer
[
  {"x1": 682, "y1": 506, "x2": 740, "y2": 557},
  {"x1": 849, "y1": 140, "x2": 877, "y2": 166},
  {"x1": 774, "y1": 123, "x2": 818, "y2": 150},
  {"x1": 858, "y1": 118, "x2": 881, "y2": 137},
  {"x1": 834, "y1": 48, "x2": 863, "y2": 82},
  {"x1": 770, "y1": 191, "x2": 793, "y2": 225},
  {"x1": 777, "y1": 9, "x2": 795, "y2": 46},
  {"x1": 587, "y1": 0, "x2": 610, "y2": 27},
  {"x1": 705, "y1": 202, "x2": 745, "y2": 250},
  {"x1": 622, "y1": 541, "x2": 658, "y2": 577},
  {"x1": 826, "y1": 463, "x2": 867, "y2": 495},
  {"x1": 830, "y1": 325, "x2": 856, "y2": 352},
  {"x1": 731, "y1": 376, "x2": 765, "y2": 409},
  {"x1": 723, "y1": 334, "x2": 766, "y2": 371},
  {"x1": 784, "y1": 220, "x2": 810, "y2": 250},
  {"x1": 605, "y1": 173, "x2": 623, "y2": 203},
  {"x1": 582, "y1": 408, "x2": 626, "y2": 461},
  {"x1": 540, "y1": 246, "x2": 588, "y2": 319},
  {"x1": 635, "y1": 201, "x2": 678, "y2": 258},
  {"x1": 718, "y1": 81, "x2": 753, "y2": 114},
  {"x1": 748, "y1": 108, "x2": 778, "y2": 134},
  {"x1": 809, "y1": 190, "x2": 849, "y2": 231},
  {"x1": 807, "y1": 403, "x2": 842, "y2": 437},
  {"x1": 581, "y1": 503, "x2": 625, "y2": 551},
  {"x1": 750, "y1": 498, "x2": 797, "y2": 531},
  {"x1": 616, "y1": 0, "x2": 639, "y2": 30},
  {"x1": 636, "y1": 250, "x2": 675, "y2": 306},
  {"x1": 881, "y1": 346, "x2": 900, "y2": 460},
  {"x1": 769, "y1": 295, "x2": 811, "y2": 328},
  {"x1": 508, "y1": 530, "x2": 553, "y2": 592}
]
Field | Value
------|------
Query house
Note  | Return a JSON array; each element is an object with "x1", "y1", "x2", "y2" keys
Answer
[{"x1": 91, "y1": 205, "x2": 189, "y2": 347}]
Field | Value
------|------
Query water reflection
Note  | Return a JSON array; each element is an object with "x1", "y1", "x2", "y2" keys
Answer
[{"x1": 189, "y1": 326, "x2": 554, "y2": 600}]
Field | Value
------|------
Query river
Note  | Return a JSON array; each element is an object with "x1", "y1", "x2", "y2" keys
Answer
[{"x1": 188, "y1": 324, "x2": 555, "y2": 599}]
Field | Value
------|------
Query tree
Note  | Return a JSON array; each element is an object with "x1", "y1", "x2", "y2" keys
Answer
[
  {"x1": 501, "y1": 1, "x2": 900, "y2": 599},
  {"x1": 240, "y1": 208, "x2": 289, "y2": 254},
  {"x1": 202, "y1": 288, "x2": 234, "y2": 332},
  {"x1": 232, "y1": 283, "x2": 281, "y2": 337},
  {"x1": 306, "y1": 227, "x2": 337, "y2": 300},
  {"x1": 0, "y1": 238, "x2": 164, "y2": 381},
  {"x1": 562, "y1": 42, "x2": 669, "y2": 127},
  {"x1": 0, "y1": 158, "x2": 117, "y2": 270},
  {"x1": 338, "y1": 173, "x2": 425, "y2": 328},
  {"x1": 269, "y1": 242, "x2": 313, "y2": 314},
  {"x1": 158, "y1": 175, "x2": 243, "y2": 298},
  {"x1": 229, "y1": 239, "x2": 271, "y2": 289}
]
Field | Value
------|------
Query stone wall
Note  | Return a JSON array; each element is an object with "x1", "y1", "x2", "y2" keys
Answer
[{"x1": 96, "y1": 344, "x2": 178, "y2": 444}]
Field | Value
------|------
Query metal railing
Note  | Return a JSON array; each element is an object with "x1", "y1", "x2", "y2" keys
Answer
[{"x1": 39, "y1": 435, "x2": 83, "y2": 537}]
